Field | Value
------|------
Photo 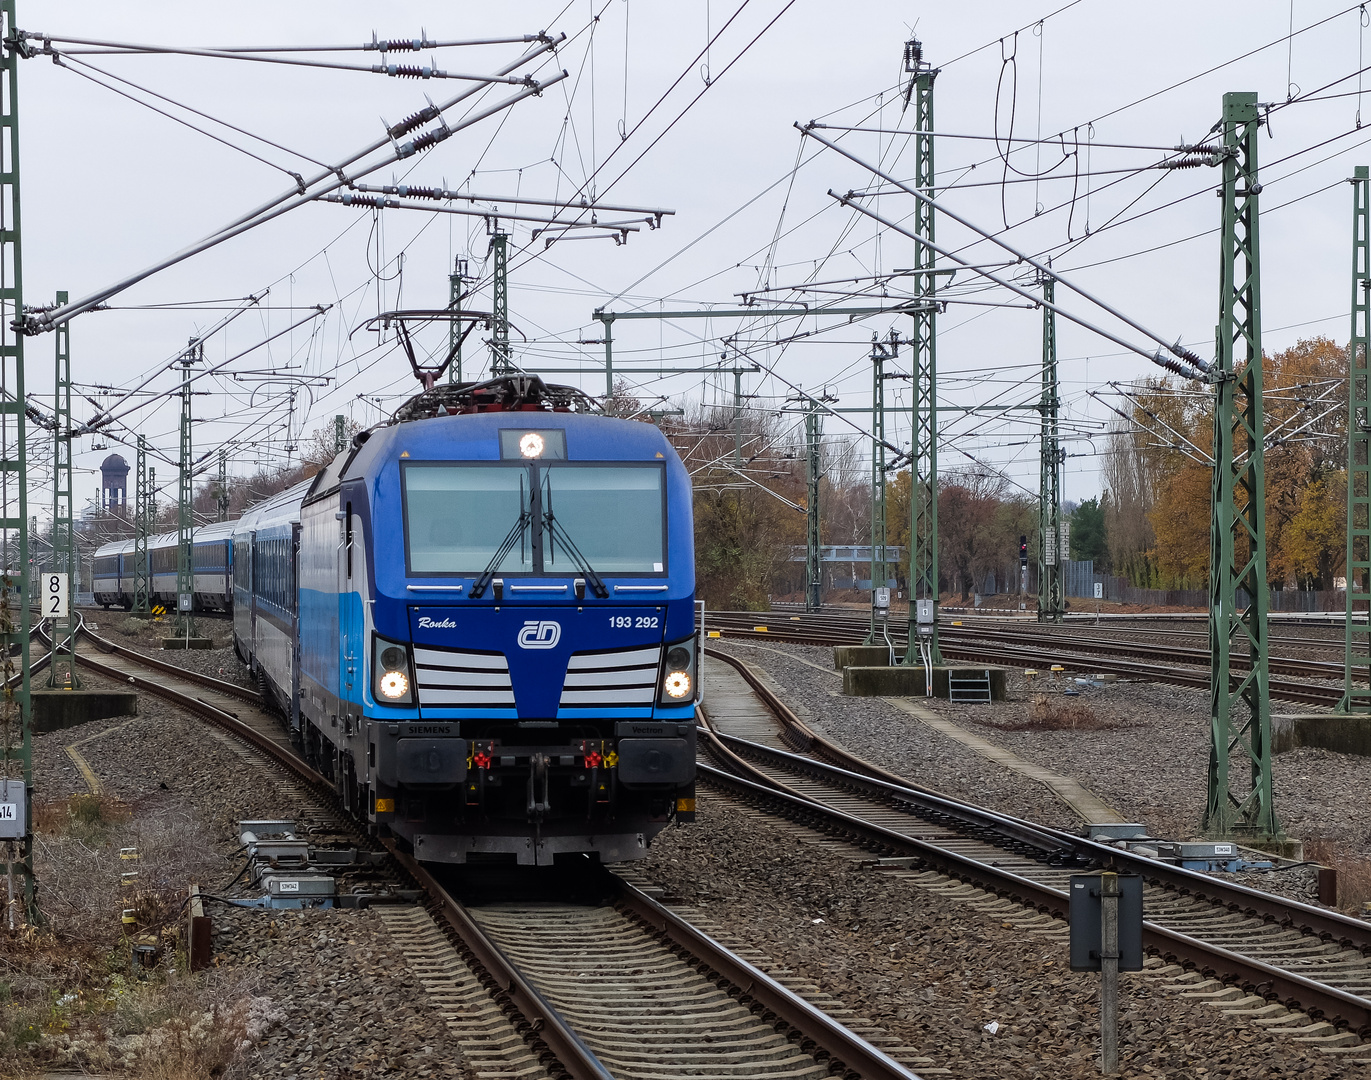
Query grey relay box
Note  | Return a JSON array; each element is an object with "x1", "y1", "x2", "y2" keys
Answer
[
  {"x1": 1156, "y1": 842, "x2": 1238, "y2": 860},
  {"x1": 0, "y1": 779, "x2": 25, "y2": 839}
]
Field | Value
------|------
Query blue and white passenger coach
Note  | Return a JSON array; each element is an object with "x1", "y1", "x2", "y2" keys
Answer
[{"x1": 234, "y1": 377, "x2": 700, "y2": 866}]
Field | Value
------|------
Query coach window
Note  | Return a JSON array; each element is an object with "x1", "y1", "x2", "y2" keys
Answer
[{"x1": 345, "y1": 502, "x2": 353, "y2": 579}]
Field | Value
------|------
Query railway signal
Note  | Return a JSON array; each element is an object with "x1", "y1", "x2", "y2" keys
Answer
[{"x1": 1018, "y1": 535, "x2": 1028, "y2": 613}]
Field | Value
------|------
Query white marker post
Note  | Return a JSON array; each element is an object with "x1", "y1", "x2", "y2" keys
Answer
[
  {"x1": 43, "y1": 572, "x2": 68, "y2": 621},
  {"x1": 1100, "y1": 871, "x2": 1120, "y2": 1074}
]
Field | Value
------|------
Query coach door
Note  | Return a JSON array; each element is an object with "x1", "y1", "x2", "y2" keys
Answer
[
  {"x1": 248, "y1": 531, "x2": 259, "y2": 659},
  {"x1": 339, "y1": 499, "x2": 363, "y2": 706}
]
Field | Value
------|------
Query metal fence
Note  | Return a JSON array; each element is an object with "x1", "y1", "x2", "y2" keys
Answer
[{"x1": 1061, "y1": 559, "x2": 1344, "y2": 611}]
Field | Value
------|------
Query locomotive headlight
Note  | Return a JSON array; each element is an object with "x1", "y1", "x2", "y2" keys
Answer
[
  {"x1": 379, "y1": 670, "x2": 409, "y2": 699},
  {"x1": 373, "y1": 635, "x2": 414, "y2": 705},
  {"x1": 663, "y1": 670, "x2": 691, "y2": 698},
  {"x1": 659, "y1": 639, "x2": 698, "y2": 704},
  {"x1": 518, "y1": 431, "x2": 545, "y2": 458}
]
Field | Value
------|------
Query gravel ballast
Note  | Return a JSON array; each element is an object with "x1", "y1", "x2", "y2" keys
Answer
[
  {"x1": 716, "y1": 639, "x2": 1371, "y2": 853},
  {"x1": 640, "y1": 797, "x2": 1356, "y2": 1079}
]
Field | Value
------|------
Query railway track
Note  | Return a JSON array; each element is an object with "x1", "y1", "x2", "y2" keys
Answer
[
  {"x1": 698, "y1": 647, "x2": 1371, "y2": 1051},
  {"x1": 60, "y1": 622, "x2": 928, "y2": 1080},
  {"x1": 705, "y1": 610, "x2": 1348, "y2": 708}
]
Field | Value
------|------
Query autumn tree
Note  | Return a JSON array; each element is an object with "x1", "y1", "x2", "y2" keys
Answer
[
  {"x1": 937, "y1": 470, "x2": 1010, "y2": 600},
  {"x1": 663, "y1": 403, "x2": 806, "y2": 609},
  {"x1": 1261, "y1": 337, "x2": 1345, "y2": 590},
  {"x1": 1120, "y1": 336, "x2": 1346, "y2": 591}
]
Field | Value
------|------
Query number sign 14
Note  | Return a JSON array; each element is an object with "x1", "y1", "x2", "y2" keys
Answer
[{"x1": 44, "y1": 572, "x2": 69, "y2": 620}]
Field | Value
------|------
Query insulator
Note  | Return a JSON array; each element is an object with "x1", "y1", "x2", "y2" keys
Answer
[
  {"x1": 387, "y1": 105, "x2": 439, "y2": 138},
  {"x1": 398, "y1": 185, "x2": 442, "y2": 200},
  {"x1": 366, "y1": 37, "x2": 425, "y2": 52},
  {"x1": 384, "y1": 64, "x2": 432, "y2": 79},
  {"x1": 338, "y1": 192, "x2": 394, "y2": 210},
  {"x1": 409, "y1": 127, "x2": 450, "y2": 155},
  {"x1": 1160, "y1": 155, "x2": 1213, "y2": 170}
]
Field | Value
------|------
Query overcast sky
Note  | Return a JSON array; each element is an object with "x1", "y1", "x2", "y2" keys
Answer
[{"x1": 18, "y1": 1, "x2": 1371, "y2": 516}]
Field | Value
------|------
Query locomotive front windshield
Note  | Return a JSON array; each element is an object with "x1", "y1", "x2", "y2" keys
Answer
[
  {"x1": 404, "y1": 464, "x2": 533, "y2": 574},
  {"x1": 402, "y1": 461, "x2": 665, "y2": 576}
]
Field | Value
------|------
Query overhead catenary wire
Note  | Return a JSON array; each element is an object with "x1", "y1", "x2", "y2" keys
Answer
[
  {"x1": 46, "y1": 5, "x2": 1371, "y2": 514},
  {"x1": 803, "y1": 124, "x2": 1209, "y2": 376},
  {"x1": 31, "y1": 35, "x2": 545, "y2": 83},
  {"x1": 27, "y1": 35, "x2": 568, "y2": 333}
]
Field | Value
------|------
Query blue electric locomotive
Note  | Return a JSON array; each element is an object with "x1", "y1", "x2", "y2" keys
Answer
[{"x1": 234, "y1": 376, "x2": 699, "y2": 866}]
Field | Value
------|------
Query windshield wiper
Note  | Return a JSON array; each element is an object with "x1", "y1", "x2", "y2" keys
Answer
[
  {"x1": 470, "y1": 509, "x2": 531, "y2": 599},
  {"x1": 543, "y1": 509, "x2": 609, "y2": 598}
]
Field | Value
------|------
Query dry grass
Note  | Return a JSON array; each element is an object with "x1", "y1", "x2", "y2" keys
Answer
[
  {"x1": 1303, "y1": 837, "x2": 1371, "y2": 912},
  {"x1": 1, "y1": 962, "x2": 273, "y2": 1077},
  {"x1": 0, "y1": 796, "x2": 265, "y2": 1074},
  {"x1": 998, "y1": 693, "x2": 1118, "y2": 731},
  {"x1": 33, "y1": 793, "x2": 132, "y2": 836}
]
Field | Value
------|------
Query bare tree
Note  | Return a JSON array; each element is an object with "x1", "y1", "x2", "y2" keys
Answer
[{"x1": 937, "y1": 469, "x2": 1010, "y2": 601}]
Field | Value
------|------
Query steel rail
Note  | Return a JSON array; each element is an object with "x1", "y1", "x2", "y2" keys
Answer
[
  {"x1": 71, "y1": 618, "x2": 617, "y2": 1080},
  {"x1": 707, "y1": 645, "x2": 1371, "y2": 950},
  {"x1": 696, "y1": 739, "x2": 1371, "y2": 1034},
  {"x1": 704, "y1": 646, "x2": 1075, "y2": 856},
  {"x1": 383, "y1": 843, "x2": 617, "y2": 1080},
  {"x1": 611, "y1": 876, "x2": 922, "y2": 1080},
  {"x1": 704, "y1": 612, "x2": 1345, "y2": 707},
  {"x1": 791, "y1": 616, "x2": 1346, "y2": 681},
  {"x1": 73, "y1": 620, "x2": 912, "y2": 1077},
  {"x1": 57, "y1": 616, "x2": 326, "y2": 791},
  {"x1": 79, "y1": 622, "x2": 263, "y2": 704}
]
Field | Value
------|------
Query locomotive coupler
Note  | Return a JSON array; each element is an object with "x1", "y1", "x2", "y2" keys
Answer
[{"x1": 527, "y1": 752, "x2": 552, "y2": 820}]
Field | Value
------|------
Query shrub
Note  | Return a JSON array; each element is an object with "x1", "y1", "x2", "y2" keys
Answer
[
  {"x1": 1001, "y1": 693, "x2": 1115, "y2": 731},
  {"x1": 1303, "y1": 837, "x2": 1371, "y2": 912}
]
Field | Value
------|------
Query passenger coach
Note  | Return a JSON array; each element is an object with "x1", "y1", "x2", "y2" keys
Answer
[{"x1": 92, "y1": 520, "x2": 235, "y2": 611}]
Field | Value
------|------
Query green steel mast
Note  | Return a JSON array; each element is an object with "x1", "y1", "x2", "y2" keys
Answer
[
  {"x1": 1038, "y1": 276, "x2": 1064, "y2": 624},
  {"x1": 865, "y1": 331, "x2": 899, "y2": 645},
  {"x1": 1204, "y1": 92, "x2": 1279, "y2": 841},
  {"x1": 46, "y1": 289, "x2": 77, "y2": 688},
  {"x1": 448, "y1": 257, "x2": 467, "y2": 384},
  {"x1": 0, "y1": 0, "x2": 36, "y2": 922},
  {"x1": 215, "y1": 449, "x2": 228, "y2": 522},
  {"x1": 905, "y1": 46, "x2": 941, "y2": 665},
  {"x1": 490, "y1": 232, "x2": 510, "y2": 375},
  {"x1": 805, "y1": 399, "x2": 823, "y2": 612},
  {"x1": 175, "y1": 340, "x2": 199, "y2": 639},
  {"x1": 1344, "y1": 165, "x2": 1371, "y2": 712},
  {"x1": 132, "y1": 435, "x2": 149, "y2": 614}
]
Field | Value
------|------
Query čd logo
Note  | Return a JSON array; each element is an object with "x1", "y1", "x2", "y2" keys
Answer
[{"x1": 517, "y1": 620, "x2": 561, "y2": 649}]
